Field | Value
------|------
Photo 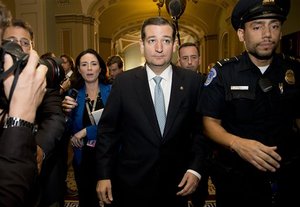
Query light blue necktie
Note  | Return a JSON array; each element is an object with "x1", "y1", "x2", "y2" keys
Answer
[{"x1": 153, "y1": 76, "x2": 166, "y2": 136}]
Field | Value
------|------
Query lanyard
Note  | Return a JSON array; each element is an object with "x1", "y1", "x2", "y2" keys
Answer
[{"x1": 85, "y1": 97, "x2": 97, "y2": 125}]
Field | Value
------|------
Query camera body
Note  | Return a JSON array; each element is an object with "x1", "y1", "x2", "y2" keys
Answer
[{"x1": 0, "y1": 40, "x2": 65, "y2": 89}]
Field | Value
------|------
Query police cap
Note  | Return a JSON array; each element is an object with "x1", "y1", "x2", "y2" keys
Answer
[{"x1": 231, "y1": 0, "x2": 290, "y2": 30}]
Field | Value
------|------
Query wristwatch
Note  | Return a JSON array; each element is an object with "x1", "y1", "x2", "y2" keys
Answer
[{"x1": 4, "y1": 117, "x2": 37, "y2": 133}]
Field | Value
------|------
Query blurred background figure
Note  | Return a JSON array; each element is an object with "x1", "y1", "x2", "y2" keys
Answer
[
  {"x1": 178, "y1": 42, "x2": 201, "y2": 73},
  {"x1": 40, "y1": 51, "x2": 56, "y2": 59},
  {"x1": 59, "y1": 54, "x2": 76, "y2": 95},
  {"x1": 106, "y1": 55, "x2": 124, "y2": 83}
]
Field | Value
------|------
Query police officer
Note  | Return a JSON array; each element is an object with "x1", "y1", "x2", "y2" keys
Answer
[{"x1": 201, "y1": 0, "x2": 300, "y2": 207}]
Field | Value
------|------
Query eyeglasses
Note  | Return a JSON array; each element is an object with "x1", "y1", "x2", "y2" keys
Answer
[{"x1": 3, "y1": 37, "x2": 32, "y2": 48}]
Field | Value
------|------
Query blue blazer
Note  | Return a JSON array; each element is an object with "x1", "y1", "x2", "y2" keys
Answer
[{"x1": 69, "y1": 83, "x2": 111, "y2": 164}]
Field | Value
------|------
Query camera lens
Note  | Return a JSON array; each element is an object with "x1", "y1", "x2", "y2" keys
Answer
[
  {"x1": 1, "y1": 40, "x2": 65, "y2": 89},
  {"x1": 39, "y1": 57, "x2": 65, "y2": 89}
]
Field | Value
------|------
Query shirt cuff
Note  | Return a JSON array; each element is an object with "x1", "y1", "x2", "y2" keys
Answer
[{"x1": 187, "y1": 169, "x2": 201, "y2": 180}]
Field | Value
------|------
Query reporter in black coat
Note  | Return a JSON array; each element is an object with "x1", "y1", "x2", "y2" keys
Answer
[{"x1": 0, "y1": 42, "x2": 48, "y2": 206}]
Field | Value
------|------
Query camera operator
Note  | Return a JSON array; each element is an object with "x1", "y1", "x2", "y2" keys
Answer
[
  {"x1": 0, "y1": 2, "x2": 48, "y2": 206},
  {"x1": 2, "y1": 18, "x2": 66, "y2": 206}
]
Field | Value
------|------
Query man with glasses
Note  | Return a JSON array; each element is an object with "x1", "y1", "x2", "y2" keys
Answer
[
  {"x1": 0, "y1": 3, "x2": 48, "y2": 206},
  {"x1": 3, "y1": 19, "x2": 33, "y2": 53},
  {"x1": 3, "y1": 19, "x2": 66, "y2": 207}
]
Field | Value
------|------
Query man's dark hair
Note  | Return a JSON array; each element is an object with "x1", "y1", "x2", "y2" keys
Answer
[
  {"x1": 106, "y1": 55, "x2": 124, "y2": 69},
  {"x1": 141, "y1": 17, "x2": 176, "y2": 42},
  {"x1": 10, "y1": 18, "x2": 34, "y2": 41},
  {"x1": 178, "y1": 42, "x2": 200, "y2": 57}
]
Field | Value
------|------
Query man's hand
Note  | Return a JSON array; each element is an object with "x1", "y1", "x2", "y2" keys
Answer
[
  {"x1": 176, "y1": 171, "x2": 199, "y2": 196},
  {"x1": 230, "y1": 138, "x2": 281, "y2": 172},
  {"x1": 203, "y1": 116, "x2": 282, "y2": 172},
  {"x1": 96, "y1": 179, "x2": 113, "y2": 205}
]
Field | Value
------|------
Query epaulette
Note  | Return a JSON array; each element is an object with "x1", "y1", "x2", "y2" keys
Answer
[{"x1": 215, "y1": 56, "x2": 239, "y2": 68}]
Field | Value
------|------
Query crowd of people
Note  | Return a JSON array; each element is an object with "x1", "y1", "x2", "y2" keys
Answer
[{"x1": 1, "y1": 0, "x2": 300, "y2": 207}]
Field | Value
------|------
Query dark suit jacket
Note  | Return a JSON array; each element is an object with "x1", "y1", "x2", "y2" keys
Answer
[
  {"x1": 0, "y1": 127, "x2": 37, "y2": 207},
  {"x1": 34, "y1": 88, "x2": 66, "y2": 206},
  {"x1": 96, "y1": 64, "x2": 206, "y2": 207}
]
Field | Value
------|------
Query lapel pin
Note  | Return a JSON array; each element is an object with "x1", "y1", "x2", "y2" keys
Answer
[{"x1": 180, "y1": 86, "x2": 184, "y2": 90}]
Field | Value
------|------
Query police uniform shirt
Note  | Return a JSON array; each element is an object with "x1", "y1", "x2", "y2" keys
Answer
[{"x1": 201, "y1": 52, "x2": 300, "y2": 168}]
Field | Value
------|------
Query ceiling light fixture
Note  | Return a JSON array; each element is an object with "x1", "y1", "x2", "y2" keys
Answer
[{"x1": 153, "y1": 0, "x2": 165, "y2": 16}]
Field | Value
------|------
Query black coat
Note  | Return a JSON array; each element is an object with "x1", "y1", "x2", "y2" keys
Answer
[{"x1": 96, "y1": 64, "x2": 207, "y2": 207}]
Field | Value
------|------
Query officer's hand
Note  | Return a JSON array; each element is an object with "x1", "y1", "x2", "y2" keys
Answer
[{"x1": 230, "y1": 138, "x2": 281, "y2": 172}]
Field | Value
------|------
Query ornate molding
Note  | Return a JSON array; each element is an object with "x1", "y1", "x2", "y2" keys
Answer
[
  {"x1": 55, "y1": 14, "x2": 95, "y2": 25},
  {"x1": 56, "y1": 0, "x2": 71, "y2": 7}
]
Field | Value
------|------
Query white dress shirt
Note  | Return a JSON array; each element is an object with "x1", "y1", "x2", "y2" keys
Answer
[
  {"x1": 145, "y1": 64, "x2": 201, "y2": 180},
  {"x1": 146, "y1": 64, "x2": 172, "y2": 114}
]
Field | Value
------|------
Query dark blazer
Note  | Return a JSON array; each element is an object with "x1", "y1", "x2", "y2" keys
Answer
[
  {"x1": 35, "y1": 88, "x2": 66, "y2": 206},
  {"x1": 0, "y1": 127, "x2": 37, "y2": 207},
  {"x1": 96, "y1": 64, "x2": 206, "y2": 207}
]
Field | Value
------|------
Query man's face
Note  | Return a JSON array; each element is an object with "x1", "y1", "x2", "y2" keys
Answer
[
  {"x1": 108, "y1": 63, "x2": 123, "y2": 80},
  {"x1": 140, "y1": 25, "x2": 176, "y2": 72},
  {"x1": 3, "y1": 26, "x2": 32, "y2": 54},
  {"x1": 179, "y1": 46, "x2": 200, "y2": 72},
  {"x1": 237, "y1": 18, "x2": 282, "y2": 61}
]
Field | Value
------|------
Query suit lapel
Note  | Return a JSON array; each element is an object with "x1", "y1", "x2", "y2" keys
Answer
[
  {"x1": 134, "y1": 67, "x2": 162, "y2": 142},
  {"x1": 164, "y1": 66, "x2": 184, "y2": 139}
]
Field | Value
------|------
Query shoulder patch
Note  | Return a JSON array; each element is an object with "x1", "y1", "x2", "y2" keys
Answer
[
  {"x1": 215, "y1": 56, "x2": 239, "y2": 68},
  {"x1": 204, "y1": 68, "x2": 217, "y2": 86}
]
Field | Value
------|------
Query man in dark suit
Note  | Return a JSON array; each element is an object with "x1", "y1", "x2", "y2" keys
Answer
[
  {"x1": 0, "y1": 4, "x2": 48, "y2": 205},
  {"x1": 3, "y1": 18, "x2": 66, "y2": 207},
  {"x1": 0, "y1": 51, "x2": 47, "y2": 207},
  {"x1": 96, "y1": 16, "x2": 207, "y2": 207}
]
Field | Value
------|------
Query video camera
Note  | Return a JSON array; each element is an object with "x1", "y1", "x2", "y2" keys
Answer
[{"x1": 0, "y1": 40, "x2": 65, "y2": 89}]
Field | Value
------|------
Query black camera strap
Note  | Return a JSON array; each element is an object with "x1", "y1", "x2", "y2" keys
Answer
[
  {"x1": 0, "y1": 60, "x2": 23, "y2": 106},
  {"x1": 0, "y1": 62, "x2": 17, "y2": 81},
  {"x1": 7, "y1": 61, "x2": 22, "y2": 104}
]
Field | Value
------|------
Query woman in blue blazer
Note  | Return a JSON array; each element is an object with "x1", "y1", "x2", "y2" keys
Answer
[{"x1": 62, "y1": 49, "x2": 111, "y2": 207}]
